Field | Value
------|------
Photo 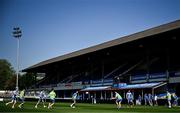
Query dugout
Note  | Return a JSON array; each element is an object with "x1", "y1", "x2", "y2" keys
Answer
[{"x1": 79, "y1": 82, "x2": 167, "y2": 103}]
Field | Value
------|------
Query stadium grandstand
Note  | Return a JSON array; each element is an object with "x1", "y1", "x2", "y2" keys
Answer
[{"x1": 23, "y1": 20, "x2": 180, "y2": 102}]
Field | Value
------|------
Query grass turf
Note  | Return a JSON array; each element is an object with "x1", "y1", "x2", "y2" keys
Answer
[{"x1": 0, "y1": 101, "x2": 180, "y2": 113}]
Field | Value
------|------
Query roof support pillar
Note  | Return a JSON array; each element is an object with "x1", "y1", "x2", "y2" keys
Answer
[
  {"x1": 111, "y1": 91, "x2": 113, "y2": 98},
  {"x1": 105, "y1": 91, "x2": 107, "y2": 100},
  {"x1": 166, "y1": 48, "x2": 170, "y2": 82},
  {"x1": 102, "y1": 60, "x2": 105, "y2": 83},
  {"x1": 146, "y1": 50, "x2": 150, "y2": 82},
  {"x1": 152, "y1": 88, "x2": 154, "y2": 96}
]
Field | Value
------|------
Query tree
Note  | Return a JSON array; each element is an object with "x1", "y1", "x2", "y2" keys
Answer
[
  {"x1": 4, "y1": 76, "x2": 16, "y2": 90},
  {"x1": 19, "y1": 72, "x2": 36, "y2": 90},
  {"x1": 0, "y1": 59, "x2": 15, "y2": 89}
]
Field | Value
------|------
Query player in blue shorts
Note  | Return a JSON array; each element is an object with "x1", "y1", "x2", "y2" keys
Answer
[
  {"x1": 48, "y1": 88, "x2": 56, "y2": 109},
  {"x1": 166, "y1": 91, "x2": 172, "y2": 108},
  {"x1": 35, "y1": 90, "x2": 46, "y2": 108},
  {"x1": 144, "y1": 93, "x2": 148, "y2": 105},
  {"x1": 70, "y1": 91, "x2": 78, "y2": 108},
  {"x1": 18, "y1": 89, "x2": 25, "y2": 108},
  {"x1": 148, "y1": 93, "x2": 153, "y2": 106},
  {"x1": 126, "y1": 90, "x2": 134, "y2": 107},
  {"x1": 6, "y1": 88, "x2": 18, "y2": 108},
  {"x1": 112, "y1": 91, "x2": 123, "y2": 109},
  {"x1": 172, "y1": 93, "x2": 178, "y2": 106}
]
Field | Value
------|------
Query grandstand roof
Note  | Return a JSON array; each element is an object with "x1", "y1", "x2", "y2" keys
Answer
[
  {"x1": 118, "y1": 82, "x2": 166, "y2": 89},
  {"x1": 80, "y1": 82, "x2": 166, "y2": 91},
  {"x1": 80, "y1": 86, "x2": 111, "y2": 91},
  {"x1": 23, "y1": 20, "x2": 180, "y2": 72}
]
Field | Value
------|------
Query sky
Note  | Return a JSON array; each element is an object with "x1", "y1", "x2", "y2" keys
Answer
[{"x1": 0, "y1": 0, "x2": 180, "y2": 71}]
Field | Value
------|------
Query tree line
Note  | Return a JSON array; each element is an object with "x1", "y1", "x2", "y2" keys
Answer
[{"x1": 0, "y1": 59, "x2": 36, "y2": 90}]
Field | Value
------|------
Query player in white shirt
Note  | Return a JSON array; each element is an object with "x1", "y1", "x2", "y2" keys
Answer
[
  {"x1": 70, "y1": 91, "x2": 78, "y2": 108},
  {"x1": 35, "y1": 90, "x2": 46, "y2": 108},
  {"x1": 126, "y1": 90, "x2": 134, "y2": 107},
  {"x1": 6, "y1": 88, "x2": 18, "y2": 108}
]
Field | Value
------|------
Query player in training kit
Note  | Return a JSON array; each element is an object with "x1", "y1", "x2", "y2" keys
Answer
[
  {"x1": 18, "y1": 89, "x2": 25, "y2": 108},
  {"x1": 148, "y1": 93, "x2": 153, "y2": 106},
  {"x1": 154, "y1": 94, "x2": 158, "y2": 106},
  {"x1": 6, "y1": 88, "x2": 18, "y2": 108},
  {"x1": 167, "y1": 91, "x2": 172, "y2": 108},
  {"x1": 138, "y1": 95, "x2": 142, "y2": 105},
  {"x1": 48, "y1": 88, "x2": 56, "y2": 109},
  {"x1": 126, "y1": 90, "x2": 134, "y2": 107},
  {"x1": 113, "y1": 92, "x2": 123, "y2": 109},
  {"x1": 35, "y1": 90, "x2": 46, "y2": 108},
  {"x1": 70, "y1": 91, "x2": 78, "y2": 108},
  {"x1": 172, "y1": 93, "x2": 178, "y2": 106},
  {"x1": 144, "y1": 93, "x2": 148, "y2": 105}
]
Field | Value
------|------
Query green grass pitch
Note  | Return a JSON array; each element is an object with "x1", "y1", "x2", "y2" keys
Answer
[{"x1": 0, "y1": 101, "x2": 180, "y2": 113}]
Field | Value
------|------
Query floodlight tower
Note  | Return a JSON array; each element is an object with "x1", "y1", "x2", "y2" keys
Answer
[{"x1": 13, "y1": 27, "x2": 22, "y2": 90}]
